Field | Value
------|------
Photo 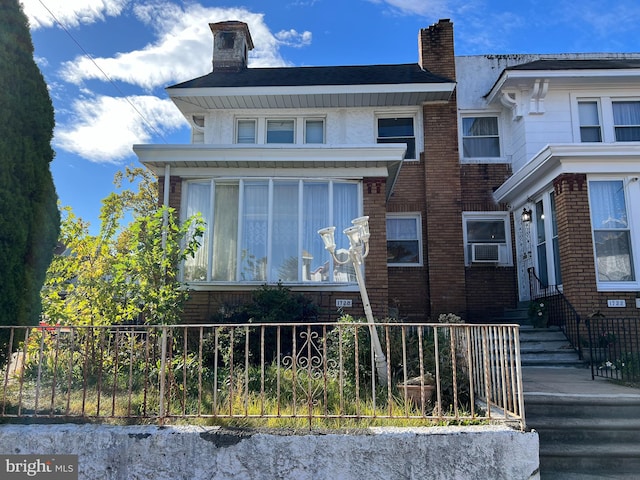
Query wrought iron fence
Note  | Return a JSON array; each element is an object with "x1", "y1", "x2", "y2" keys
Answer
[
  {"x1": 528, "y1": 267, "x2": 583, "y2": 359},
  {"x1": 586, "y1": 316, "x2": 640, "y2": 383},
  {"x1": 0, "y1": 322, "x2": 525, "y2": 430}
]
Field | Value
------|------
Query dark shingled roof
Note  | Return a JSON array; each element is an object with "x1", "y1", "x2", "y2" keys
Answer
[
  {"x1": 169, "y1": 63, "x2": 453, "y2": 89},
  {"x1": 507, "y1": 59, "x2": 640, "y2": 71}
]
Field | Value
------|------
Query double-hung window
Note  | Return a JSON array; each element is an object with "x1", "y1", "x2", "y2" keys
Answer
[
  {"x1": 386, "y1": 214, "x2": 422, "y2": 266},
  {"x1": 578, "y1": 101, "x2": 602, "y2": 142},
  {"x1": 462, "y1": 213, "x2": 511, "y2": 266},
  {"x1": 589, "y1": 180, "x2": 637, "y2": 286},
  {"x1": 462, "y1": 116, "x2": 500, "y2": 158},
  {"x1": 236, "y1": 119, "x2": 256, "y2": 143},
  {"x1": 612, "y1": 101, "x2": 640, "y2": 141},
  {"x1": 304, "y1": 119, "x2": 325, "y2": 144},
  {"x1": 183, "y1": 179, "x2": 360, "y2": 284},
  {"x1": 266, "y1": 119, "x2": 295, "y2": 143},
  {"x1": 377, "y1": 117, "x2": 415, "y2": 160}
]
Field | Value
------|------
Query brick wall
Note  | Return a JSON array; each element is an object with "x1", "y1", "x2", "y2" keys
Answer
[
  {"x1": 461, "y1": 164, "x2": 517, "y2": 321},
  {"x1": 158, "y1": 176, "x2": 182, "y2": 211},
  {"x1": 363, "y1": 177, "x2": 390, "y2": 320}
]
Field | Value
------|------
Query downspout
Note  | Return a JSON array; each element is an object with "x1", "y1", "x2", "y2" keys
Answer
[{"x1": 162, "y1": 164, "x2": 170, "y2": 251}]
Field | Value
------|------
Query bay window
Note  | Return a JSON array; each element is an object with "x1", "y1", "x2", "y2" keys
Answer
[{"x1": 183, "y1": 179, "x2": 360, "y2": 284}]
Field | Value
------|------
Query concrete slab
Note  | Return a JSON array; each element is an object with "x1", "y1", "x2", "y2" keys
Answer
[{"x1": 522, "y1": 366, "x2": 640, "y2": 397}]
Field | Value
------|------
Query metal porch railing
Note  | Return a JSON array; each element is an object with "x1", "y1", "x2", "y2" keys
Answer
[
  {"x1": 1, "y1": 322, "x2": 525, "y2": 430},
  {"x1": 528, "y1": 267, "x2": 583, "y2": 360}
]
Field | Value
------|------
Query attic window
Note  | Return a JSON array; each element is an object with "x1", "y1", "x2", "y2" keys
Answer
[
  {"x1": 192, "y1": 115, "x2": 205, "y2": 128},
  {"x1": 220, "y1": 32, "x2": 235, "y2": 49}
]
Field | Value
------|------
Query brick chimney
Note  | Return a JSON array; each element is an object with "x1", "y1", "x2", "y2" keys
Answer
[
  {"x1": 418, "y1": 19, "x2": 456, "y2": 80},
  {"x1": 209, "y1": 21, "x2": 254, "y2": 72}
]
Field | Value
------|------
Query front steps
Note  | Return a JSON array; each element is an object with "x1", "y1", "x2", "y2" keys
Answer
[{"x1": 519, "y1": 326, "x2": 583, "y2": 368}]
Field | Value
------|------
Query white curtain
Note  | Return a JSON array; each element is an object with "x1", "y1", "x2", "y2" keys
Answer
[
  {"x1": 183, "y1": 182, "x2": 211, "y2": 281},
  {"x1": 271, "y1": 181, "x2": 299, "y2": 281},
  {"x1": 333, "y1": 183, "x2": 358, "y2": 282},
  {"x1": 462, "y1": 117, "x2": 500, "y2": 157},
  {"x1": 211, "y1": 183, "x2": 239, "y2": 281},
  {"x1": 589, "y1": 180, "x2": 634, "y2": 281},
  {"x1": 241, "y1": 181, "x2": 268, "y2": 281},
  {"x1": 303, "y1": 182, "x2": 330, "y2": 282},
  {"x1": 613, "y1": 102, "x2": 640, "y2": 141}
]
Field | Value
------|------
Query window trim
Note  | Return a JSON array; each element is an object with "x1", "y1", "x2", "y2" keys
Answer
[
  {"x1": 462, "y1": 212, "x2": 512, "y2": 267},
  {"x1": 459, "y1": 114, "x2": 502, "y2": 161},
  {"x1": 588, "y1": 176, "x2": 640, "y2": 291},
  {"x1": 386, "y1": 213, "x2": 423, "y2": 267}
]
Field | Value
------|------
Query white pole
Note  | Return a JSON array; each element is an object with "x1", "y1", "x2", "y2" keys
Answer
[{"x1": 352, "y1": 255, "x2": 388, "y2": 385}]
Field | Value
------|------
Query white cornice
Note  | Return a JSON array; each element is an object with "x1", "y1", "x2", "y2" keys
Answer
[
  {"x1": 134, "y1": 143, "x2": 406, "y2": 200},
  {"x1": 493, "y1": 143, "x2": 640, "y2": 207}
]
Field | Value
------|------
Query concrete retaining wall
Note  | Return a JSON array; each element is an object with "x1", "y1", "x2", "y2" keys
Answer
[{"x1": 0, "y1": 424, "x2": 539, "y2": 479}]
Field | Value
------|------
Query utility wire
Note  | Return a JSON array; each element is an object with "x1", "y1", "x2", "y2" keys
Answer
[{"x1": 37, "y1": 0, "x2": 169, "y2": 143}]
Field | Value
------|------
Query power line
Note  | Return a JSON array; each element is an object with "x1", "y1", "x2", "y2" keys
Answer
[{"x1": 36, "y1": 0, "x2": 169, "y2": 144}]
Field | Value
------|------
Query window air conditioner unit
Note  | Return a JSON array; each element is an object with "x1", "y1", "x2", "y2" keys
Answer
[{"x1": 471, "y1": 243, "x2": 501, "y2": 263}]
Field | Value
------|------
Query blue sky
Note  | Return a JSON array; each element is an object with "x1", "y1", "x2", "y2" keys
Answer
[{"x1": 20, "y1": 0, "x2": 640, "y2": 232}]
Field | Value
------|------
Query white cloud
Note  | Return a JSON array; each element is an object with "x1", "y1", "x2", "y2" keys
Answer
[
  {"x1": 276, "y1": 29, "x2": 312, "y2": 47},
  {"x1": 55, "y1": 95, "x2": 186, "y2": 163},
  {"x1": 20, "y1": 0, "x2": 129, "y2": 29},
  {"x1": 59, "y1": 3, "x2": 295, "y2": 89},
  {"x1": 367, "y1": 0, "x2": 453, "y2": 18}
]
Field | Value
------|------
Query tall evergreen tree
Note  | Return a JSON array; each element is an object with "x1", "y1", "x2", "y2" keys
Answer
[{"x1": 0, "y1": 0, "x2": 60, "y2": 329}]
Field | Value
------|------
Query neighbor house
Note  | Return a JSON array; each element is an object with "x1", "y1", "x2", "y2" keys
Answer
[
  {"x1": 134, "y1": 19, "x2": 640, "y2": 323},
  {"x1": 456, "y1": 54, "x2": 640, "y2": 318}
]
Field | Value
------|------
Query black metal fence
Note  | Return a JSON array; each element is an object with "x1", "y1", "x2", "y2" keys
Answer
[{"x1": 586, "y1": 316, "x2": 640, "y2": 383}]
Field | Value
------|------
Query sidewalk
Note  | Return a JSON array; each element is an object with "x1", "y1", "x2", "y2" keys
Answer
[{"x1": 522, "y1": 366, "x2": 640, "y2": 397}]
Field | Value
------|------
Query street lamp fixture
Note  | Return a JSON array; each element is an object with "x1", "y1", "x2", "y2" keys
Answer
[{"x1": 318, "y1": 216, "x2": 388, "y2": 385}]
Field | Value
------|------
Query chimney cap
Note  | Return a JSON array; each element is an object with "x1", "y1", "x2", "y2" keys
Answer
[{"x1": 209, "y1": 21, "x2": 254, "y2": 51}]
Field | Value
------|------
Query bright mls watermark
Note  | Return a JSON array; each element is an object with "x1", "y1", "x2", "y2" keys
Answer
[{"x1": 1, "y1": 455, "x2": 77, "y2": 479}]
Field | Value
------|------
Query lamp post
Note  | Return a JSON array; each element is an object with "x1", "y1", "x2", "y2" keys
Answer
[{"x1": 318, "y1": 216, "x2": 388, "y2": 385}]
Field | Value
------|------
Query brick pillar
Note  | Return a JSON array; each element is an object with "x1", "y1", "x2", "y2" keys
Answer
[
  {"x1": 553, "y1": 173, "x2": 597, "y2": 315},
  {"x1": 423, "y1": 100, "x2": 466, "y2": 319},
  {"x1": 158, "y1": 176, "x2": 182, "y2": 211},
  {"x1": 363, "y1": 177, "x2": 389, "y2": 319}
]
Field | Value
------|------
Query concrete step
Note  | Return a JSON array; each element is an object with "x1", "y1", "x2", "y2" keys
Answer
[
  {"x1": 521, "y1": 355, "x2": 584, "y2": 368},
  {"x1": 532, "y1": 418, "x2": 640, "y2": 444},
  {"x1": 539, "y1": 443, "x2": 640, "y2": 476},
  {"x1": 525, "y1": 394, "x2": 640, "y2": 419}
]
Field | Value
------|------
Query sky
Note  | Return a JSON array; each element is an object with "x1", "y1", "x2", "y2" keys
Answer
[{"x1": 19, "y1": 0, "x2": 640, "y2": 233}]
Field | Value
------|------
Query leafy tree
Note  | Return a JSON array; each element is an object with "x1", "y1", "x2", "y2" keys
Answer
[
  {"x1": 0, "y1": 0, "x2": 60, "y2": 328},
  {"x1": 41, "y1": 169, "x2": 204, "y2": 325}
]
